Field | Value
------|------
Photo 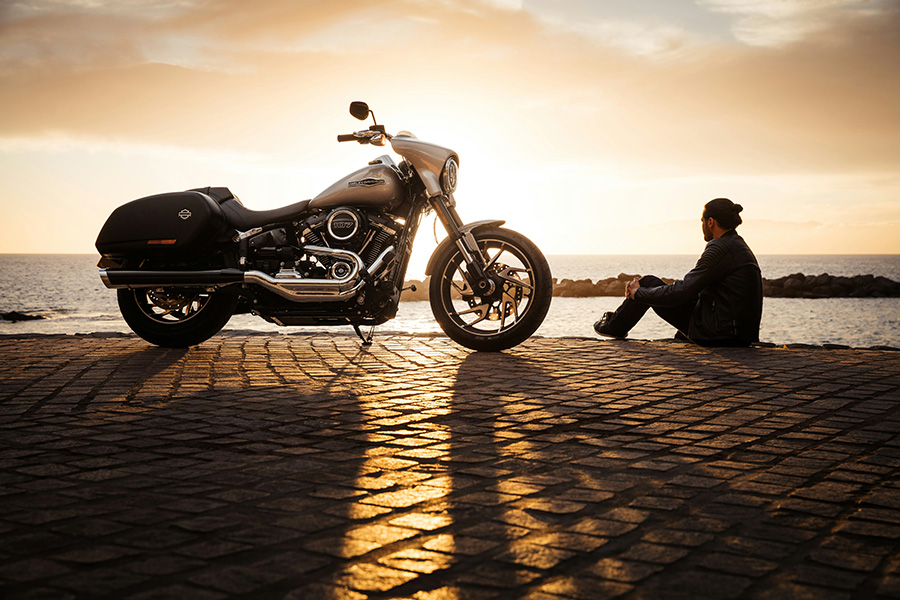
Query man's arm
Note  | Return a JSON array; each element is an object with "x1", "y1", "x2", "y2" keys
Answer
[{"x1": 633, "y1": 240, "x2": 730, "y2": 307}]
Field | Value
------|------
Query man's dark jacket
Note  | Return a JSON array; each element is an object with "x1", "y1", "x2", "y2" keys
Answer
[{"x1": 634, "y1": 230, "x2": 763, "y2": 345}]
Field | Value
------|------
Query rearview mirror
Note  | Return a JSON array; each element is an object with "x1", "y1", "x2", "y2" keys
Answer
[{"x1": 350, "y1": 101, "x2": 370, "y2": 121}]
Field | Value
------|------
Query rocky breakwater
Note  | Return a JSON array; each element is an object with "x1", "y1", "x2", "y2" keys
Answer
[
  {"x1": 763, "y1": 273, "x2": 900, "y2": 298},
  {"x1": 399, "y1": 272, "x2": 900, "y2": 301},
  {"x1": 552, "y1": 272, "x2": 900, "y2": 299}
]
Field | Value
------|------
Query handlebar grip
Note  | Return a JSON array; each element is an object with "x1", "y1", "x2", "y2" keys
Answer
[{"x1": 337, "y1": 134, "x2": 356, "y2": 142}]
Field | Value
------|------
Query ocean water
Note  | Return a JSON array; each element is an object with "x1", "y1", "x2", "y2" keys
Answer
[{"x1": 1, "y1": 254, "x2": 899, "y2": 348}]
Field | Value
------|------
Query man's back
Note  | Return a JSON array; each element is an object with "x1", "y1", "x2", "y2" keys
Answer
[{"x1": 691, "y1": 231, "x2": 762, "y2": 344}]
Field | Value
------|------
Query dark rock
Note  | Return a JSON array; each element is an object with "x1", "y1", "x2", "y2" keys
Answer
[
  {"x1": 555, "y1": 278, "x2": 604, "y2": 297},
  {"x1": 808, "y1": 274, "x2": 832, "y2": 287},
  {"x1": 569, "y1": 279, "x2": 600, "y2": 297},
  {"x1": 820, "y1": 284, "x2": 845, "y2": 297},
  {"x1": 1, "y1": 311, "x2": 45, "y2": 322},
  {"x1": 603, "y1": 278, "x2": 624, "y2": 295}
]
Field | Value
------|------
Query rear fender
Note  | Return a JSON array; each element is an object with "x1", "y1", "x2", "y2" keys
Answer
[{"x1": 425, "y1": 219, "x2": 505, "y2": 276}]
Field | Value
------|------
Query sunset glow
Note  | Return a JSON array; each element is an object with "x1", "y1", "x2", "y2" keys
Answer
[{"x1": 1, "y1": 0, "x2": 898, "y2": 260}]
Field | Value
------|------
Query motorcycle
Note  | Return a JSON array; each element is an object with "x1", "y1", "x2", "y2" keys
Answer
[{"x1": 96, "y1": 102, "x2": 552, "y2": 351}]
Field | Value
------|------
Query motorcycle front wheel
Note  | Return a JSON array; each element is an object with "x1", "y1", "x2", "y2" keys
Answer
[
  {"x1": 117, "y1": 287, "x2": 238, "y2": 348},
  {"x1": 429, "y1": 227, "x2": 552, "y2": 351}
]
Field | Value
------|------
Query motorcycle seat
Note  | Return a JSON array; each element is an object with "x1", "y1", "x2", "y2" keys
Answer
[
  {"x1": 220, "y1": 198, "x2": 312, "y2": 230},
  {"x1": 191, "y1": 187, "x2": 311, "y2": 230}
]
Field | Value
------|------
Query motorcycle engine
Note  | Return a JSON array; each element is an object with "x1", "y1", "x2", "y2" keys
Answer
[
  {"x1": 246, "y1": 207, "x2": 401, "y2": 280},
  {"x1": 296, "y1": 207, "x2": 401, "y2": 277}
]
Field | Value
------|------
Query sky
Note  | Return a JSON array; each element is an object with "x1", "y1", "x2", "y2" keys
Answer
[{"x1": 1, "y1": 0, "x2": 899, "y2": 265}]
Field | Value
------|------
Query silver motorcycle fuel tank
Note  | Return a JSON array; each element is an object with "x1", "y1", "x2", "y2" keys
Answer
[{"x1": 310, "y1": 162, "x2": 404, "y2": 211}]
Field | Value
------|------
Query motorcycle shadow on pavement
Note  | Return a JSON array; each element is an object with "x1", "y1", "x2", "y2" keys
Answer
[
  {"x1": 291, "y1": 346, "x2": 575, "y2": 598},
  {"x1": 429, "y1": 350, "x2": 582, "y2": 590}
]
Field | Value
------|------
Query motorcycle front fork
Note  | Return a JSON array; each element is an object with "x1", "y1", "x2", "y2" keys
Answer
[{"x1": 428, "y1": 195, "x2": 495, "y2": 296}]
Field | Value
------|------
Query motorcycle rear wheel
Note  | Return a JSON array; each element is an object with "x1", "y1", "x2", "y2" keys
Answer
[
  {"x1": 429, "y1": 227, "x2": 552, "y2": 351},
  {"x1": 117, "y1": 287, "x2": 238, "y2": 348}
]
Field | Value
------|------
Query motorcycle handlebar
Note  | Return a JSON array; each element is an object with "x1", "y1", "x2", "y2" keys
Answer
[{"x1": 337, "y1": 128, "x2": 389, "y2": 144}]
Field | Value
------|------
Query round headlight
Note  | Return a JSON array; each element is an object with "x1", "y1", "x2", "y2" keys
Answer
[{"x1": 441, "y1": 157, "x2": 458, "y2": 194}]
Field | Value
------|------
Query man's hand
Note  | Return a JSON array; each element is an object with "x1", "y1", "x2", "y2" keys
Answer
[{"x1": 625, "y1": 277, "x2": 641, "y2": 300}]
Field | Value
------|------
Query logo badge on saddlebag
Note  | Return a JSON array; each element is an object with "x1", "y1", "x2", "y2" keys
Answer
[{"x1": 178, "y1": 209, "x2": 192, "y2": 220}]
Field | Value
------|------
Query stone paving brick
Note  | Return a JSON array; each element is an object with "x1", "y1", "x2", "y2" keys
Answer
[
  {"x1": 699, "y1": 552, "x2": 778, "y2": 577},
  {"x1": 423, "y1": 534, "x2": 500, "y2": 555},
  {"x1": 389, "y1": 512, "x2": 453, "y2": 531},
  {"x1": 878, "y1": 576, "x2": 900, "y2": 598},
  {"x1": 649, "y1": 569, "x2": 754, "y2": 599},
  {"x1": 495, "y1": 542, "x2": 577, "y2": 570},
  {"x1": 642, "y1": 528, "x2": 715, "y2": 547},
  {"x1": 129, "y1": 584, "x2": 228, "y2": 600},
  {"x1": 1, "y1": 334, "x2": 899, "y2": 599},
  {"x1": 377, "y1": 548, "x2": 455, "y2": 574},
  {"x1": 409, "y1": 585, "x2": 500, "y2": 600},
  {"x1": 475, "y1": 563, "x2": 555, "y2": 588},
  {"x1": 538, "y1": 576, "x2": 632, "y2": 600},
  {"x1": 618, "y1": 542, "x2": 690, "y2": 565},
  {"x1": 588, "y1": 557, "x2": 663, "y2": 582}
]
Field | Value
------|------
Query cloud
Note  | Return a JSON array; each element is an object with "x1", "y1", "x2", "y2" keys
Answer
[
  {"x1": 0, "y1": 1, "x2": 233, "y2": 75},
  {"x1": 0, "y1": 131, "x2": 264, "y2": 163},
  {"x1": 538, "y1": 16, "x2": 694, "y2": 57},
  {"x1": 1, "y1": 0, "x2": 196, "y2": 21},
  {"x1": 535, "y1": 2, "x2": 900, "y2": 176},
  {"x1": 698, "y1": 0, "x2": 896, "y2": 46},
  {"x1": 0, "y1": 1, "x2": 403, "y2": 73},
  {"x1": 471, "y1": 0, "x2": 523, "y2": 10},
  {"x1": 0, "y1": 0, "x2": 898, "y2": 174}
]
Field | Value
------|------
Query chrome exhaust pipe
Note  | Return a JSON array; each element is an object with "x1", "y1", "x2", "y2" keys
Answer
[
  {"x1": 245, "y1": 245, "x2": 394, "y2": 302},
  {"x1": 243, "y1": 245, "x2": 364, "y2": 302},
  {"x1": 98, "y1": 245, "x2": 396, "y2": 303},
  {"x1": 99, "y1": 269, "x2": 244, "y2": 288}
]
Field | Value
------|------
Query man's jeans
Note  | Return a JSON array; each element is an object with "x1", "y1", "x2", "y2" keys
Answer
[{"x1": 604, "y1": 275, "x2": 696, "y2": 338}]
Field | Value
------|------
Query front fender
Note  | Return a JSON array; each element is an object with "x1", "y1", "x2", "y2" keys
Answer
[{"x1": 425, "y1": 219, "x2": 506, "y2": 276}]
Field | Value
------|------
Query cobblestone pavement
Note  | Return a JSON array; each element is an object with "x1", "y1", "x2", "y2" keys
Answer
[{"x1": 1, "y1": 333, "x2": 899, "y2": 600}]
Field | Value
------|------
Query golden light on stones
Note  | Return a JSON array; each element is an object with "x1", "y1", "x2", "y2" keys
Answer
[{"x1": 317, "y1": 386, "x2": 460, "y2": 593}]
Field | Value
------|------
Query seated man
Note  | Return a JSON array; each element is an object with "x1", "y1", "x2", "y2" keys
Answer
[{"x1": 594, "y1": 198, "x2": 763, "y2": 347}]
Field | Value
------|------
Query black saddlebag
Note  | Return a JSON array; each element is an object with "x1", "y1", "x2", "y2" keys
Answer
[{"x1": 96, "y1": 191, "x2": 230, "y2": 258}]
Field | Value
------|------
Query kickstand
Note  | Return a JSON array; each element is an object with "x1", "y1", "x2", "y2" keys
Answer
[{"x1": 353, "y1": 324, "x2": 374, "y2": 346}]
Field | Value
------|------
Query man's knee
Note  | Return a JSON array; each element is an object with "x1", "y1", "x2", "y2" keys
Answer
[{"x1": 640, "y1": 275, "x2": 666, "y2": 288}]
